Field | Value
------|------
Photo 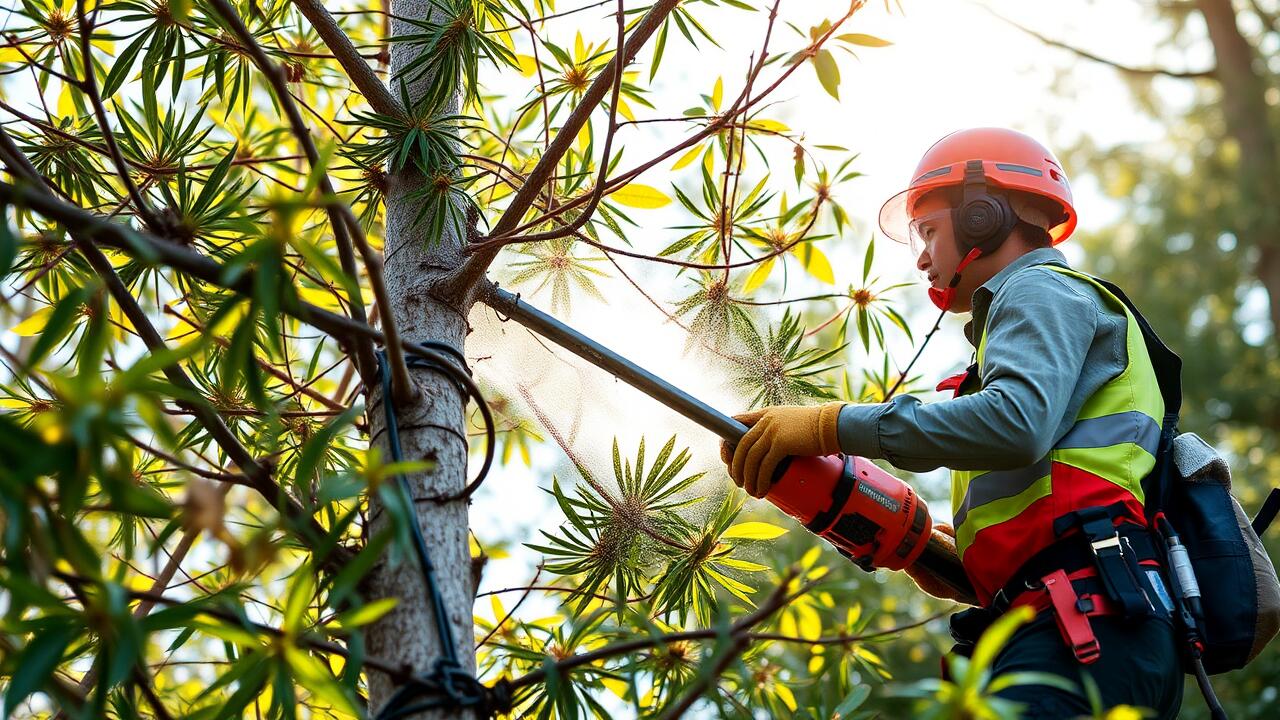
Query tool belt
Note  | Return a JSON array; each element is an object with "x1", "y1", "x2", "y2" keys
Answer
[{"x1": 948, "y1": 506, "x2": 1171, "y2": 667}]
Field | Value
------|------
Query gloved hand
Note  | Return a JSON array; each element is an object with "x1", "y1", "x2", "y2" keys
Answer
[
  {"x1": 718, "y1": 402, "x2": 845, "y2": 498},
  {"x1": 904, "y1": 523, "x2": 979, "y2": 606}
]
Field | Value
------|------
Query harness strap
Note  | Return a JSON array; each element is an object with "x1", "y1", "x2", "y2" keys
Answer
[
  {"x1": 1060, "y1": 506, "x2": 1152, "y2": 618},
  {"x1": 990, "y1": 517, "x2": 1159, "y2": 615}
]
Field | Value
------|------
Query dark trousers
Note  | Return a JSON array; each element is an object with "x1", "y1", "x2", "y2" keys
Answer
[{"x1": 990, "y1": 611, "x2": 1184, "y2": 718}]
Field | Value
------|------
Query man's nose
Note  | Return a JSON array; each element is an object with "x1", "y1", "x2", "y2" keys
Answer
[{"x1": 916, "y1": 248, "x2": 931, "y2": 273}]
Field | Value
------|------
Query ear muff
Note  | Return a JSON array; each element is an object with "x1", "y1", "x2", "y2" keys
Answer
[{"x1": 952, "y1": 160, "x2": 1017, "y2": 255}]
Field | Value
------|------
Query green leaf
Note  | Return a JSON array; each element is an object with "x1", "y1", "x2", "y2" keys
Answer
[
  {"x1": 4, "y1": 624, "x2": 77, "y2": 717},
  {"x1": 970, "y1": 604, "x2": 1035, "y2": 674},
  {"x1": 101, "y1": 29, "x2": 152, "y2": 98},
  {"x1": 813, "y1": 49, "x2": 840, "y2": 100},
  {"x1": 332, "y1": 598, "x2": 398, "y2": 629},
  {"x1": 832, "y1": 683, "x2": 871, "y2": 718},
  {"x1": 0, "y1": 207, "x2": 15, "y2": 277},
  {"x1": 25, "y1": 284, "x2": 93, "y2": 370},
  {"x1": 284, "y1": 568, "x2": 317, "y2": 632},
  {"x1": 863, "y1": 235, "x2": 875, "y2": 282}
]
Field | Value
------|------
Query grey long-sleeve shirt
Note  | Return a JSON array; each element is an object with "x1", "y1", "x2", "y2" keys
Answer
[{"x1": 836, "y1": 247, "x2": 1129, "y2": 473}]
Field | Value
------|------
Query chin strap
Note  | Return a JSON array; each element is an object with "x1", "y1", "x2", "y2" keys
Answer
[{"x1": 928, "y1": 247, "x2": 985, "y2": 311}]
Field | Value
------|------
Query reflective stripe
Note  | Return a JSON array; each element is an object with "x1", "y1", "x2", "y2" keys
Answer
[
  {"x1": 1057, "y1": 410, "x2": 1161, "y2": 457},
  {"x1": 953, "y1": 457, "x2": 1052, "y2": 528}
]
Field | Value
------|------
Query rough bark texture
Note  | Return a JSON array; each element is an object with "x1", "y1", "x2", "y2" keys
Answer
[
  {"x1": 365, "y1": 2, "x2": 477, "y2": 718},
  {"x1": 1197, "y1": 0, "x2": 1280, "y2": 335}
]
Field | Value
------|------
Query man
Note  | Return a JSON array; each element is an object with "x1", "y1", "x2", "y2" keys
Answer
[{"x1": 721, "y1": 128, "x2": 1184, "y2": 718}]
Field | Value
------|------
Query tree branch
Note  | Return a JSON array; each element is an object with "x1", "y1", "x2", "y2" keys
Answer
[
  {"x1": 206, "y1": 0, "x2": 387, "y2": 394},
  {"x1": 295, "y1": 0, "x2": 403, "y2": 114},
  {"x1": 438, "y1": 0, "x2": 685, "y2": 301},
  {"x1": 972, "y1": 1, "x2": 1216, "y2": 79}
]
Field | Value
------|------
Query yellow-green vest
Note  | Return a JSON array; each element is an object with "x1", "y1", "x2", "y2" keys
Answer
[{"x1": 950, "y1": 266, "x2": 1164, "y2": 603}]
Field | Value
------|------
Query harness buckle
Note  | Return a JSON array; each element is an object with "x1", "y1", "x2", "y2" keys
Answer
[
  {"x1": 1090, "y1": 533, "x2": 1122, "y2": 555},
  {"x1": 1042, "y1": 569, "x2": 1102, "y2": 665}
]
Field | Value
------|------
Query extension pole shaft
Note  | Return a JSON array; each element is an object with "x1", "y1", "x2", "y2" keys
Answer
[{"x1": 483, "y1": 285, "x2": 971, "y2": 597}]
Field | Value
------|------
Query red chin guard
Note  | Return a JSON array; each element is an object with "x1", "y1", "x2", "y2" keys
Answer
[{"x1": 929, "y1": 247, "x2": 984, "y2": 311}]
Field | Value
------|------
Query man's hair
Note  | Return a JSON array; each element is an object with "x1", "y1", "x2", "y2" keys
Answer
[{"x1": 1007, "y1": 191, "x2": 1061, "y2": 249}]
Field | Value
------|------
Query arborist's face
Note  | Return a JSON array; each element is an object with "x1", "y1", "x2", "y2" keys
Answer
[{"x1": 911, "y1": 194, "x2": 978, "y2": 314}]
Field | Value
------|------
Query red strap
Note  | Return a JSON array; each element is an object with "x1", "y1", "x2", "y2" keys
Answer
[
  {"x1": 1042, "y1": 569, "x2": 1102, "y2": 664},
  {"x1": 935, "y1": 371, "x2": 969, "y2": 396}
]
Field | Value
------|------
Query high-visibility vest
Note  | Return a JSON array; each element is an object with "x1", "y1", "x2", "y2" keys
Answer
[{"x1": 950, "y1": 266, "x2": 1164, "y2": 604}]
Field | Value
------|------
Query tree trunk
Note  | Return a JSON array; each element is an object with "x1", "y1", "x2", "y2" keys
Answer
[
  {"x1": 365, "y1": 2, "x2": 477, "y2": 718},
  {"x1": 1197, "y1": 0, "x2": 1280, "y2": 336}
]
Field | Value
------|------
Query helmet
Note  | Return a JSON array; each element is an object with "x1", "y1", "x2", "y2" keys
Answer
[{"x1": 878, "y1": 127, "x2": 1077, "y2": 246}]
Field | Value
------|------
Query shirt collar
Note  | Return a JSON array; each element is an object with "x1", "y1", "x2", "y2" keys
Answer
[{"x1": 963, "y1": 247, "x2": 1070, "y2": 347}]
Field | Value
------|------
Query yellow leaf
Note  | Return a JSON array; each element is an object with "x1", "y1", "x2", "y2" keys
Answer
[
  {"x1": 796, "y1": 602, "x2": 822, "y2": 640},
  {"x1": 807, "y1": 653, "x2": 824, "y2": 673},
  {"x1": 671, "y1": 144, "x2": 702, "y2": 170},
  {"x1": 793, "y1": 243, "x2": 834, "y2": 284},
  {"x1": 711, "y1": 76, "x2": 723, "y2": 111},
  {"x1": 9, "y1": 307, "x2": 53, "y2": 336},
  {"x1": 748, "y1": 118, "x2": 789, "y2": 133},
  {"x1": 0, "y1": 397, "x2": 30, "y2": 409},
  {"x1": 837, "y1": 33, "x2": 893, "y2": 48},
  {"x1": 515, "y1": 54, "x2": 538, "y2": 77},
  {"x1": 576, "y1": 122, "x2": 591, "y2": 153},
  {"x1": 847, "y1": 603, "x2": 862, "y2": 628},
  {"x1": 1103, "y1": 707, "x2": 1148, "y2": 720},
  {"x1": 780, "y1": 611, "x2": 797, "y2": 638},
  {"x1": 489, "y1": 595, "x2": 505, "y2": 622},
  {"x1": 209, "y1": 300, "x2": 249, "y2": 338},
  {"x1": 854, "y1": 645, "x2": 884, "y2": 666},
  {"x1": 800, "y1": 545, "x2": 821, "y2": 570},
  {"x1": 601, "y1": 677, "x2": 630, "y2": 700},
  {"x1": 57, "y1": 81, "x2": 81, "y2": 118},
  {"x1": 573, "y1": 31, "x2": 585, "y2": 62},
  {"x1": 717, "y1": 557, "x2": 768, "y2": 572},
  {"x1": 298, "y1": 286, "x2": 343, "y2": 310},
  {"x1": 616, "y1": 96, "x2": 636, "y2": 122},
  {"x1": 702, "y1": 146, "x2": 714, "y2": 176},
  {"x1": 610, "y1": 183, "x2": 671, "y2": 209},
  {"x1": 722, "y1": 521, "x2": 787, "y2": 540},
  {"x1": 741, "y1": 256, "x2": 775, "y2": 294},
  {"x1": 775, "y1": 682, "x2": 798, "y2": 711},
  {"x1": 0, "y1": 46, "x2": 27, "y2": 63},
  {"x1": 812, "y1": 49, "x2": 840, "y2": 100}
]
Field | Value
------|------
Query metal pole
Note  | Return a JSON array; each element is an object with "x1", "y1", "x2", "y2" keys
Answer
[
  {"x1": 486, "y1": 286, "x2": 750, "y2": 441},
  {"x1": 481, "y1": 285, "x2": 971, "y2": 598}
]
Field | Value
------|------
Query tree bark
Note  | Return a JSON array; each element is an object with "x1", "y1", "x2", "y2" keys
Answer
[
  {"x1": 365, "y1": 2, "x2": 476, "y2": 718},
  {"x1": 1196, "y1": 0, "x2": 1280, "y2": 335}
]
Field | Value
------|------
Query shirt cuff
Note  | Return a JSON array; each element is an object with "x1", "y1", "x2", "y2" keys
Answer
[{"x1": 837, "y1": 403, "x2": 890, "y2": 458}]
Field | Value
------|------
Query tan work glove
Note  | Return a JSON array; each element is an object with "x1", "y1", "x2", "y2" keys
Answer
[
  {"x1": 718, "y1": 402, "x2": 845, "y2": 498},
  {"x1": 904, "y1": 523, "x2": 979, "y2": 606}
]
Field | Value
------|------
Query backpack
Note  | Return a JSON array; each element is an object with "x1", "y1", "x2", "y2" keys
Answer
[{"x1": 1090, "y1": 275, "x2": 1280, "y2": 675}]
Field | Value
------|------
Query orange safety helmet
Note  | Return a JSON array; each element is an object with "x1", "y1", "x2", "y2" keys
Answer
[{"x1": 878, "y1": 127, "x2": 1077, "y2": 246}]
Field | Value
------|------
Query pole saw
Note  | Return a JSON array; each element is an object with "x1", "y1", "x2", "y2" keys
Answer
[{"x1": 483, "y1": 286, "x2": 973, "y2": 599}]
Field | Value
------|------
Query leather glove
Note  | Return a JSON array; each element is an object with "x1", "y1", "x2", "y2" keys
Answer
[
  {"x1": 718, "y1": 402, "x2": 845, "y2": 498},
  {"x1": 904, "y1": 523, "x2": 979, "y2": 606}
]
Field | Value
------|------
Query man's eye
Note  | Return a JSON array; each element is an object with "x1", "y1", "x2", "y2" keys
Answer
[{"x1": 922, "y1": 225, "x2": 935, "y2": 240}]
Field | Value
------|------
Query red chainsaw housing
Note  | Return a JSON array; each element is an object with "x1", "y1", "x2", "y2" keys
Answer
[{"x1": 765, "y1": 454, "x2": 931, "y2": 571}]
